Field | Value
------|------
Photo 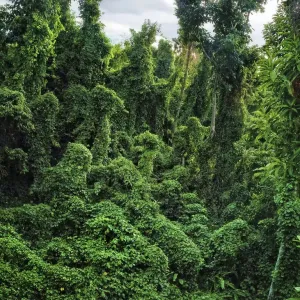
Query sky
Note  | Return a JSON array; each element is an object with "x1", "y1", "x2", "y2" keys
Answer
[
  {"x1": 0, "y1": 0, "x2": 279, "y2": 45},
  {"x1": 98, "y1": 0, "x2": 278, "y2": 45},
  {"x1": 78, "y1": 0, "x2": 278, "y2": 45}
]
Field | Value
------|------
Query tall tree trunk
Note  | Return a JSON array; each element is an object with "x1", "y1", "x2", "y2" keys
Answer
[
  {"x1": 267, "y1": 242, "x2": 285, "y2": 300},
  {"x1": 211, "y1": 78, "x2": 217, "y2": 137}
]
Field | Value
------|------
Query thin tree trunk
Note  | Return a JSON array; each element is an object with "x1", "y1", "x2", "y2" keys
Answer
[
  {"x1": 267, "y1": 242, "x2": 285, "y2": 300},
  {"x1": 246, "y1": 11, "x2": 251, "y2": 23},
  {"x1": 211, "y1": 77, "x2": 217, "y2": 137}
]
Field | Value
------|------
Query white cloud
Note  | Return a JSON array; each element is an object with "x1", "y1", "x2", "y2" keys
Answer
[
  {"x1": 100, "y1": 0, "x2": 178, "y2": 43},
  {"x1": 1, "y1": 0, "x2": 279, "y2": 45},
  {"x1": 103, "y1": 20, "x2": 131, "y2": 43},
  {"x1": 250, "y1": 0, "x2": 278, "y2": 45},
  {"x1": 101, "y1": 0, "x2": 173, "y2": 14},
  {"x1": 99, "y1": 0, "x2": 279, "y2": 45}
]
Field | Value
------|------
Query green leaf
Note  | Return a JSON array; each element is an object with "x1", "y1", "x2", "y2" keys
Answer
[
  {"x1": 270, "y1": 70, "x2": 277, "y2": 82},
  {"x1": 219, "y1": 277, "x2": 225, "y2": 290}
]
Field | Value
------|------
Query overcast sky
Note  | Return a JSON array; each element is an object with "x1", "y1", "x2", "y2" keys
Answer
[
  {"x1": 78, "y1": 0, "x2": 278, "y2": 45},
  {"x1": 1, "y1": 0, "x2": 279, "y2": 45}
]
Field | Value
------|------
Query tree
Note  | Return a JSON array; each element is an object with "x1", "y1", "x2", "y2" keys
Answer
[
  {"x1": 2, "y1": 0, "x2": 63, "y2": 98},
  {"x1": 113, "y1": 20, "x2": 160, "y2": 134},
  {"x1": 155, "y1": 39, "x2": 174, "y2": 79},
  {"x1": 0, "y1": 88, "x2": 33, "y2": 201}
]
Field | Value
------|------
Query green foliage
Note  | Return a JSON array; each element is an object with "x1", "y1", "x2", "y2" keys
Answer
[
  {"x1": 210, "y1": 219, "x2": 250, "y2": 261},
  {"x1": 175, "y1": 0, "x2": 208, "y2": 44},
  {"x1": 30, "y1": 92, "x2": 59, "y2": 176},
  {"x1": 155, "y1": 39, "x2": 174, "y2": 79},
  {"x1": 133, "y1": 131, "x2": 170, "y2": 178},
  {"x1": 0, "y1": 87, "x2": 33, "y2": 134},
  {"x1": 1, "y1": 0, "x2": 300, "y2": 299},
  {"x1": 35, "y1": 143, "x2": 92, "y2": 200},
  {"x1": 62, "y1": 84, "x2": 124, "y2": 164},
  {"x1": 151, "y1": 215, "x2": 204, "y2": 286},
  {"x1": 3, "y1": 0, "x2": 63, "y2": 96},
  {"x1": 112, "y1": 20, "x2": 165, "y2": 134},
  {"x1": 78, "y1": 0, "x2": 111, "y2": 88},
  {"x1": 0, "y1": 87, "x2": 33, "y2": 200}
]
